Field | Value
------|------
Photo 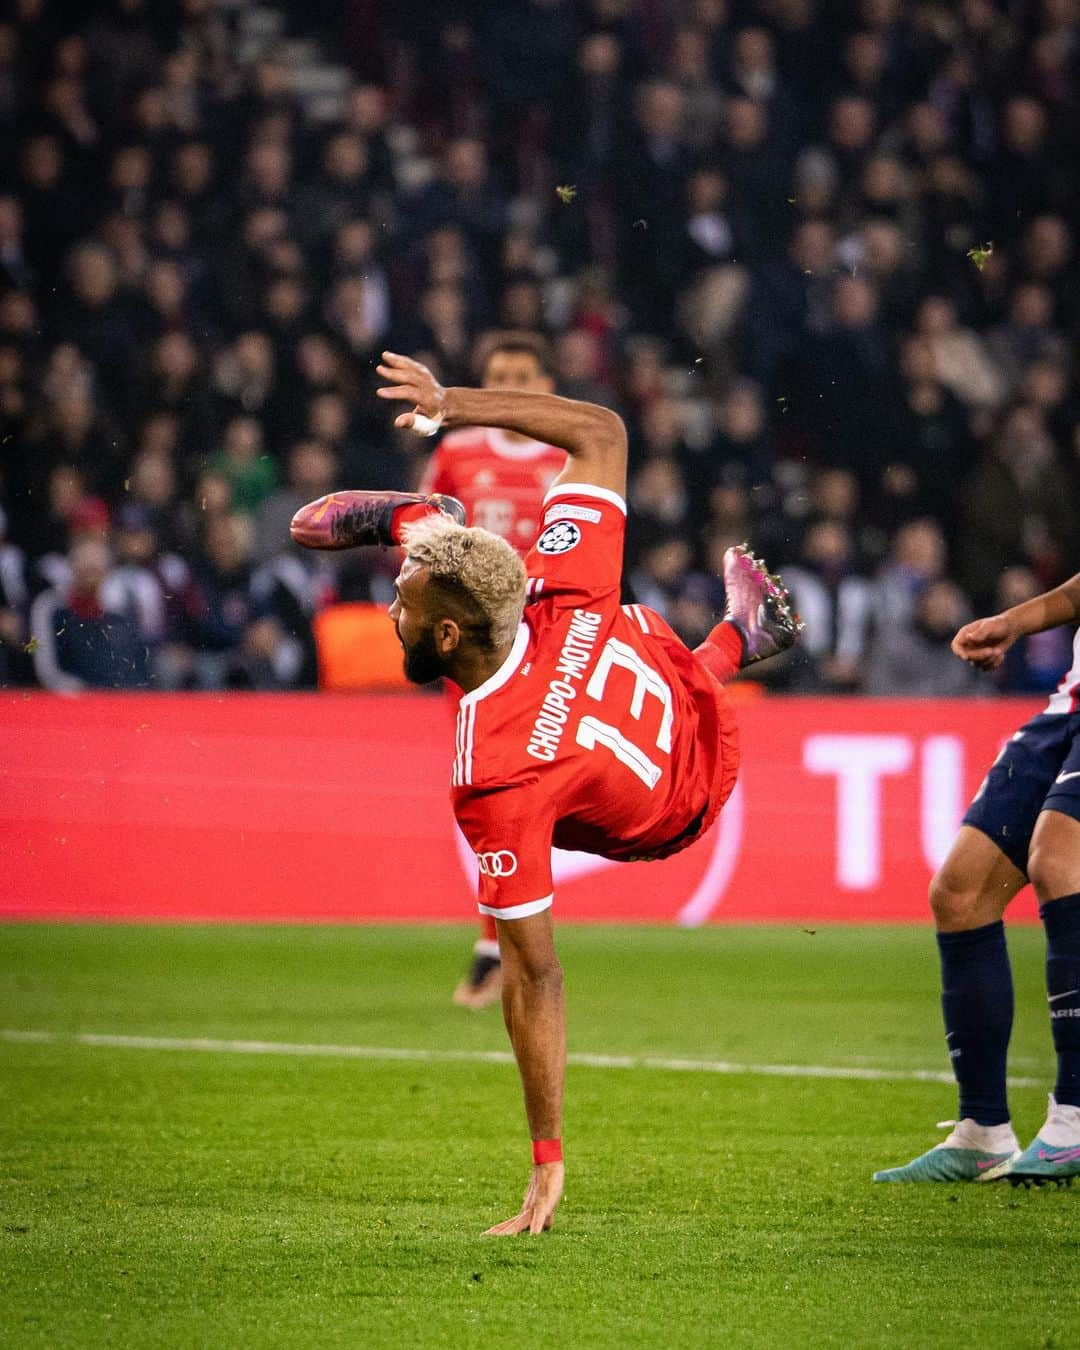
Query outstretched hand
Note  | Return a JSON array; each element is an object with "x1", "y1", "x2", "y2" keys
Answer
[
  {"x1": 484, "y1": 1162, "x2": 564, "y2": 1237},
  {"x1": 375, "y1": 351, "x2": 447, "y2": 430},
  {"x1": 950, "y1": 613, "x2": 1017, "y2": 671}
]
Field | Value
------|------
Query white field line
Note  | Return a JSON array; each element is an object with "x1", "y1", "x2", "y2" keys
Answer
[{"x1": 0, "y1": 1028, "x2": 1045, "y2": 1088}]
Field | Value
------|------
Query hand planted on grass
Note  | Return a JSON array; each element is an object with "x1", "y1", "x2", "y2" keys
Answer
[{"x1": 484, "y1": 1162, "x2": 564, "y2": 1236}]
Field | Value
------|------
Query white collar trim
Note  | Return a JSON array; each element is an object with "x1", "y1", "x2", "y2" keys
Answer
[
  {"x1": 486, "y1": 428, "x2": 553, "y2": 460},
  {"x1": 460, "y1": 621, "x2": 530, "y2": 707}
]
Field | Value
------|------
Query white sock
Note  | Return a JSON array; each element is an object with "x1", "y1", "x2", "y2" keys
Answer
[
  {"x1": 1040, "y1": 1095, "x2": 1080, "y2": 1147},
  {"x1": 940, "y1": 1119, "x2": 1019, "y2": 1151}
]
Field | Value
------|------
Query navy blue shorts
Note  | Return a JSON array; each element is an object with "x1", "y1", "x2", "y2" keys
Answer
[{"x1": 962, "y1": 711, "x2": 1080, "y2": 874}]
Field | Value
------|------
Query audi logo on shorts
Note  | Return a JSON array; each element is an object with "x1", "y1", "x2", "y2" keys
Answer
[{"x1": 476, "y1": 850, "x2": 518, "y2": 877}]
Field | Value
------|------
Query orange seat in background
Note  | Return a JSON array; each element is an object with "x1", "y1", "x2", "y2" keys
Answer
[{"x1": 314, "y1": 602, "x2": 409, "y2": 690}]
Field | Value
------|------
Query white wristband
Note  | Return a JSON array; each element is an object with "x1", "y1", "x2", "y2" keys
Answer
[{"x1": 410, "y1": 410, "x2": 445, "y2": 438}]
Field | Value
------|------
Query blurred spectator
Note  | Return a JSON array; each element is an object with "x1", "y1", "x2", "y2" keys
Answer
[
  {"x1": 914, "y1": 294, "x2": 1007, "y2": 412},
  {"x1": 668, "y1": 27, "x2": 724, "y2": 153},
  {"x1": 553, "y1": 328, "x2": 610, "y2": 405},
  {"x1": 676, "y1": 167, "x2": 747, "y2": 364},
  {"x1": 1019, "y1": 215, "x2": 1077, "y2": 328},
  {"x1": 402, "y1": 137, "x2": 507, "y2": 272},
  {"x1": 63, "y1": 241, "x2": 144, "y2": 402},
  {"x1": 0, "y1": 502, "x2": 31, "y2": 686},
  {"x1": 810, "y1": 274, "x2": 899, "y2": 478},
  {"x1": 254, "y1": 440, "x2": 339, "y2": 564},
  {"x1": 986, "y1": 283, "x2": 1068, "y2": 396},
  {"x1": 882, "y1": 334, "x2": 972, "y2": 527},
  {"x1": 986, "y1": 96, "x2": 1068, "y2": 244},
  {"x1": 213, "y1": 330, "x2": 277, "y2": 424},
  {"x1": 100, "y1": 504, "x2": 171, "y2": 649},
  {"x1": 29, "y1": 537, "x2": 149, "y2": 691},
  {"x1": 874, "y1": 517, "x2": 949, "y2": 632},
  {"x1": 628, "y1": 456, "x2": 691, "y2": 555},
  {"x1": 710, "y1": 380, "x2": 772, "y2": 490},
  {"x1": 179, "y1": 512, "x2": 302, "y2": 690},
  {"x1": 628, "y1": 535, "x2": 695, "y2": 621},
  {"x1": 130, "y1": 332, "x2": 217, "y2": 462},
  {"x1": 958, "y1": 402, "x2": 1076, "y2": 609},
  {"x1": 866, "y1": 578, "x2": 979, "y2": 696},
  {"x1": 667, "y1": 572, "x2": 720, "y2": 650},
  {"x1": 209, "y1": 416, "x2": 277, "y2": 516},
  {"x1": 613, "y1": 81, "x2": 693, "y2": 328},
  {"x1": 783, "y1": 520, "x2": 873, "y2": 691},
  {"x1": 745, "y1": 219, "x2": 835, "y2": 386}
]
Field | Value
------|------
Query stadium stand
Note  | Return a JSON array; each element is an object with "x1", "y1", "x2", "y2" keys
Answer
[{"x1": 0, "y1": 0, "x2": 1077, "y2": 693}]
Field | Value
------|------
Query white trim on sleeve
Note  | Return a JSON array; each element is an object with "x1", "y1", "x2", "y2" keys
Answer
[
  {"x1": 622, "y1": 603, "x2": 650, "y2": 633},
  {"x1": 543, "y1": 482, "x2": 627, "y2": 515},
  {"x1": 477, "y1": 894, "x2": 554, "y2": 921}
]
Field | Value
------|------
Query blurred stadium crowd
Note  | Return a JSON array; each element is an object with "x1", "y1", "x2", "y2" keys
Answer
[{"x1": 1, "y1": 0, "x2": 1078, "y2": 694}]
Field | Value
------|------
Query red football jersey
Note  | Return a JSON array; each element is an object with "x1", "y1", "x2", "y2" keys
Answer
[
  {"x1": 452, "y1": 483, "x2": 739, "y2": 920},
  {"x1": 420, "y1": 427, "x2": 567, "y2": 556}
]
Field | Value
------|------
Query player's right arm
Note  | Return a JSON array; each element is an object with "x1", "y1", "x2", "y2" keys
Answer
[
  {"x1": 453, "y1": 782, "x2": 566, "y2": 1234},
  {"x1": 485, "y1": 908, "x2": 566, "y2": 1236},
  {"x1": 952, "y1": 572, "x2": 1080, "y2": 671},
  {"x1": 376, "y1": 351, "x2": 626, "y2": 499}
]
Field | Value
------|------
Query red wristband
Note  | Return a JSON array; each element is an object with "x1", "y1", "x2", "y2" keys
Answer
[{"x1": 532, "y1": 1138, "x2": 562, "y2": 1165}]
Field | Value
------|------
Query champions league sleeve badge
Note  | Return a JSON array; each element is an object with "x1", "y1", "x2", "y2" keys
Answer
[{"x1": 536, "y1": 520, "x2": 582, "y2": 555}]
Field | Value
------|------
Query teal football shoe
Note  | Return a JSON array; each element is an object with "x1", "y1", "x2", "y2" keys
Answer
[
  {"x1": 873, "y1": 1119, "x2": 1020, "y2": 1183},
  {"x1": 1008, "y1": 1097, "x2": 1080, "y2": 1187}
]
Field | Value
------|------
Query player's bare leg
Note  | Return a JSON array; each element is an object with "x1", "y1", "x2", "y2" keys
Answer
[
  {"x1": 1009, "y1": 809, "x2": 1080, "y2": 1186},
  {"x1": 874, "y1": 826, "x2": 1025, "y2": 1181},
  {"x1": 694, "y1": 544, "x2": 802, "y2": 683}
]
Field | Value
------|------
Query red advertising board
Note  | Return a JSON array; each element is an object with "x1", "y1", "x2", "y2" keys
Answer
[{"x1": 0, "y1": 691, "x2": 1043, "y2": 924}]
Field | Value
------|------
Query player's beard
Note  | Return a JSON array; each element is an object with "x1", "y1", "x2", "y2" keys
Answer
[{"x1": 400, "y1": 624, "x2": 447, "y2": 685}]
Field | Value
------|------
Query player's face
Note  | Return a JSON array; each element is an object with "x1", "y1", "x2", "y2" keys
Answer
[
  {"x1": 389, "y1": 559, "x2": 449, "y2": 685},
  {"x1": 482, "y1": 350, "x2": 553, "y2": 393}
]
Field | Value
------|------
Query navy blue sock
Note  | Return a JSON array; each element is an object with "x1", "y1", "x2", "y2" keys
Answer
[
  {"x1": 937, "y1": 921, "x2": 1013, "y2": 1126},
  {"x1": 1040, "y1": 892, "x2": 1080, "y2": 1109}
]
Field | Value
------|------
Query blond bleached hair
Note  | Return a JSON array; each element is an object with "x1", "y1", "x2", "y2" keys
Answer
[{"x1": 402, "y1": 515, "x2": 527, "y2": 650}]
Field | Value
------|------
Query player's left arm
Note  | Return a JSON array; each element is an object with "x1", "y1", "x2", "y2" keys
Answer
[
  {"x1": 484, "y1": 908, "x2": 566, "y2": 1236},
  {"x1": 376, "y1": 351, "x2": 626, "y2": 500},
  {"x1": 952, "y1": 572, "x2": 1080, "y2": 671}
]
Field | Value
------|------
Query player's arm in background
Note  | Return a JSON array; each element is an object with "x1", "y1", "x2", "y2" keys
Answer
[
  {"x1": 376, "y1": 350, "x2": 627, "y2": 500},
  {"x1": 953, "y1": 572, "x2": 1080, "y2": 671}
]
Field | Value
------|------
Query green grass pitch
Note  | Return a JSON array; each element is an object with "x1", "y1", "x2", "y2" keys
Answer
[{"x1": 1, "y1": 923, "x2": 1077, "y2": 1348}]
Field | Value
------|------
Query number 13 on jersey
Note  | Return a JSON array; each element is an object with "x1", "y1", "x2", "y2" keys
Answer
[{"x1": 576, "y1": 637, "x2": 674, "y2": 790}]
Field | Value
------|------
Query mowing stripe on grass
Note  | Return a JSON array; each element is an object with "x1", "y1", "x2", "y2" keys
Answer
[{"x1": 1, "y1": 1028, "x2": 1045, "y2": 1088}]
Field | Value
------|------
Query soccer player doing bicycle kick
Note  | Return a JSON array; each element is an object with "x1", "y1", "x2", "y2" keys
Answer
[{"x1": 290, "y1": 351, "x2": 802, "y2": 1235}]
